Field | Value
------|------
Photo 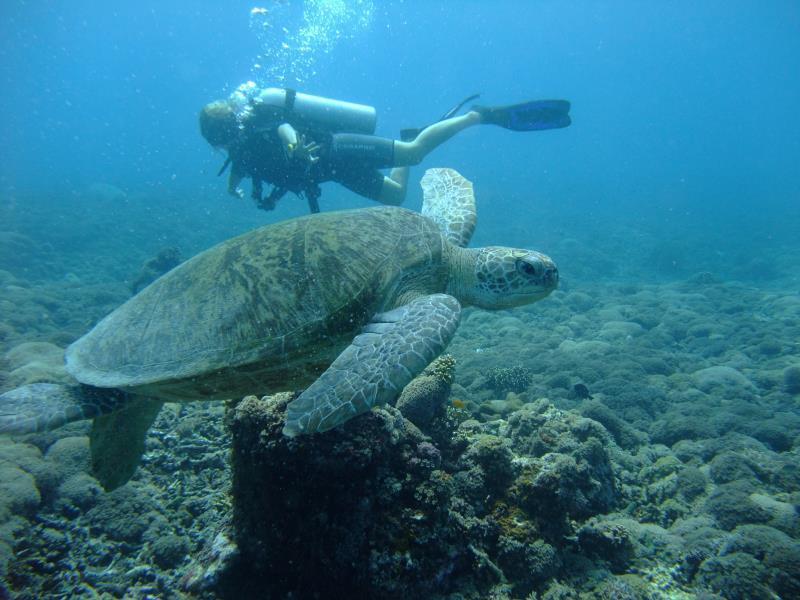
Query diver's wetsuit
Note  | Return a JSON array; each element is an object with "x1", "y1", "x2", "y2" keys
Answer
[
  {"x1": 313, "y1": 132, "x2": 395, "y2": 200},
  {"x1": 230, "y1": 126, "x2": 396, "y2": 208}
]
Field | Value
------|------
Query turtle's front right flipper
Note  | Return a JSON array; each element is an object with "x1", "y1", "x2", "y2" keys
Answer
[
  {"x1": 0, "y1": 383, "x2": 133, "y2": 434},
  {"x1": 283, "y1": 294, "x2": 462, "y2": 437}
]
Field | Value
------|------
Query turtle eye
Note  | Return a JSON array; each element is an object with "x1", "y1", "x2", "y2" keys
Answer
[{"x1": 515, "y1": 259, "x2": 539, "y2": 278}]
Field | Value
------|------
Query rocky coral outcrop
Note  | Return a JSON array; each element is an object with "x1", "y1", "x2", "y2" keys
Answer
[{"x1": 216, "y1": 394, "x2": 620, "y2": 599}]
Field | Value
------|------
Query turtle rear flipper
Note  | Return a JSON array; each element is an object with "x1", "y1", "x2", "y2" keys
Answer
[
  {"x1": 283, "y1": 293, "x2": 461, "y2": 436},
  {"x1": 0, "y1": 383, "x2": 133, "y2": 434},
  {"x1": 421, "y1": 168, "x2": 476, "y2": 248},
  {"x1": 90, "y1": 398, "x2": 163, "y2": 490}
]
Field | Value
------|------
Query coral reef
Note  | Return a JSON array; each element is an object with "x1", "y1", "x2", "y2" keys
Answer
[
  {"x1": 216, "y1": 393, "x2": 620, "y2": 599},
  {"x1": 1, "y1": 403, "x2": 230, "y2": 599},
  {"x1": 394, "y1": 353, "x2": 455, "y2": 435},
  {"x1": 485, "y1": 365, "x2": 533, "y2": 394}
]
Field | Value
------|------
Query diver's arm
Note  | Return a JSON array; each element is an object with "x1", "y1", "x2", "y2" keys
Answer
[
  {"x1": 227, "y1": 161, "x2": 245, "y2": 199},
  {"x1": 277, "y1": 123, "x2": 298, "y2": 156},
  {"x1": 278, "y1": 122, "x2": 320, "y2": 165},
  {"x1": 251, "y1": 177, "x2": 263, "y2": 202}
]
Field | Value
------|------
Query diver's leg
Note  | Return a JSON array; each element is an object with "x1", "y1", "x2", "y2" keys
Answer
[
  {"x1": 377, "y1": 167, "x2": 409, "y2": 206},
  {"x1": 393, "y1": 112, "x2": 481, "y2": 165}
]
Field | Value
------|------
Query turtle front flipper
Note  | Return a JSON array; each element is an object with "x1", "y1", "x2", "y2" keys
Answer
[
  {"x1": 0, "y1": 383, "x2": 134, "y2": 434},
  {"x1": 283, "y1": 294, "x2": 461, "y2": 436}
]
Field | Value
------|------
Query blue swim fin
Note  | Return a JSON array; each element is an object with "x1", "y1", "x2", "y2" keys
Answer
[{"x1": 474, "y1": 99, "x2": 571, "y2": 131}]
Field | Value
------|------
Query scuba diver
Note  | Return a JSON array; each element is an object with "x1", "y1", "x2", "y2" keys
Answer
[{"x1": 199, "y1": 83, "x2": 571, "y2": 213}]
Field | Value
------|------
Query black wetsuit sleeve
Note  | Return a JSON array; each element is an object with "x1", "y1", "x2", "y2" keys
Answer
[
  {"x1": 227, "y1": 159, "x2": 245, "y2": 196},
  {"x1": 251, "y1": 177, "x2": 263, "y2": 201}
]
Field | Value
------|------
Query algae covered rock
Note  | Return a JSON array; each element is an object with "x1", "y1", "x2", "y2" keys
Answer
[
  {"x1": 692, "y1": 365, "x2": 755, "y2": 394},
  {"x1": 705, "y1": 482, "x2": 771, "y2": 530},
  {"x1": 783, "y1": 364, "x2": 800, "y2": 394},
  {"x1": 225, "y1": 393, "x2": 468, "y2": 598},
  {"x1": 697, "y1": 552, "x2": 773, "y2": 599},
  {"x1": 55, "y1": 472, "x2": 103, "y2": 514},
  {"x1": 130, "y1": 246, "x2": 182, "y2": 294},
  {"x1": 0, "y1": 463, "x2": 40, "y2": 515},
  {"x1": 149, "y1": 533, "x2": 190, "y2": 569},
  {"x1": 85, "y1": 482, "x2": 163, "y2": 543},
  {"x1": 219, "y1": 393, "x2": 624, "y2": 599},
  {"x1": 44, "y1": 435, "x2": 91, "y2": 488},
  {"x1": 4, "y1": 341, "x2": 69, "y2": 387}
]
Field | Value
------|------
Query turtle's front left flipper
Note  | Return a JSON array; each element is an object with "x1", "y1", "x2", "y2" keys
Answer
[
  {"x1": 0, "y1": 383, "x2": 133, "y2": 434},
  {"x1": 283, "y1": 294, "x2": 461, "y2": 436}
]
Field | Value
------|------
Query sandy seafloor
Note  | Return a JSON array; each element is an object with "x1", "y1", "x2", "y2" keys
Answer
[{"x1": 0, "y1": 184, "x2": 799, "y2": 599}]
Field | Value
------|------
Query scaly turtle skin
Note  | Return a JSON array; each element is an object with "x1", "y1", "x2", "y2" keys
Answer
[{"x1": 0, "y1": 168, "x2": 558, "y2": 489}]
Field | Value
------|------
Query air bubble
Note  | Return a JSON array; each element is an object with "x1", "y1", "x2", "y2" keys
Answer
[{"x1": 248, "y1": 0, "x2": 374, "y2": 87}]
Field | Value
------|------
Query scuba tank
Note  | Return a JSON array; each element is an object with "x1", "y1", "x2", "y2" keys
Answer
[{"x1": 252, "y1": 87, "x2": 377, "y2": 134}]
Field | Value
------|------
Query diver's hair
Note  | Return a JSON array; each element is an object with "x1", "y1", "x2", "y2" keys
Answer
[{"x1": 199, "y1": 101, "x2": 239, "y2": 147}]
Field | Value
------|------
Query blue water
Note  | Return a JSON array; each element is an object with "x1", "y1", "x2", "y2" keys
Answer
[
  {"x1": 2, "y1": 0, "x2": 798, "y2": 282},
  {"x1": 2, "y1": 3, "x2": 800, "y2": 597}
]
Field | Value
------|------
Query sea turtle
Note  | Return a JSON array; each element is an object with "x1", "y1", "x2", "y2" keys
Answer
[{"x1": 0, "y1": 168, "x2": 558, "y2": 489}]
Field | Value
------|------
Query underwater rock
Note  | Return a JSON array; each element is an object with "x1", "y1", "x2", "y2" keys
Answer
[
  {"x1": 181, "y1": 527, "x2": 239, "y2": 594},
  {"x1": 502, "y1": 402, "x2": 618, "y2": 534},
  {"x1": 0, "y1": 438, "x2": 67, "y2": 511},
  {"x1": 3, "y1": 341, "x2": 69, "y2": 388},
  {"x1": 579, "y1": 399, "x2": 645, "y2": 450},
  {"x1": 458, "y1": 433, "x2": 516, "y2": 495},
  {"x1": 225, "y1": 393, "x2": 469, "y2": 599},
  {"x1": 149, "y1": 533, "x2": 190, "y2": 569},
  {"x1": 0, "y1": 231, "x2": 55, "y2": 277},
  {"x1": 783, "y1": 364, "x2": 800, "y2": 394},
  {"x1": 222, "y1": 393, "x2": 625, "y2": 599},
  {"x1": 720, "y1": 524, "x2": 800, "y2": 598},
  {"x1": 496, "y1": 536, "x2": 560, "y2": 596},
  {"x1": 692, "y1": 365, "x2": 756, "y2": 394},
  {"x1": 651, "y1": 412, "x2": 718, "y2": 446},
  {"x1": 576, "y1": 519, "x2": 635, "y2": 573},
  {"x1": 44, "y1": 436, "x2": 91, "y2": 488},
  {"x1": 86, "y1": 182, "x2": 127, "y2": 203},
  {"x1": 708, "y1": 451, "x2": 761, "y2": 485},
  {"x1": 130, "y1": 246, "x2": 182, "y2": 294},
  {"x1": 557, "y1": 339, "x2": 612, "y2": 357},
  {"x1": 55, "y1": 472, "x2": 103, "y2": 515},
  {"x1": 4, "y1": 341, "x2": 63, "y2": 371},
  {"x1": 686, "y1": 271, "x2": 721, "y2": 285},
  {"x1": 747, "y1": 418, "x2": 795, "y2": 452},
  {"x1": 697, "y1": 551, "x2": 773, "y2": 599},
  {"x1": 705, "y1": 482, "x2": 771, "y2": 531},
  {"x1": 597, "y1": 320, "x2": 643, "y2": 342},
  {"x1": 675, "y1": 466, "x2": 708, "y2": 501},
  {"x1": 85, "y1": 482, "x2": 162, "y2": 543},
  {"x1": 0, "y1": 463, "x2": 40, "y2": 516},
  {"x1": 563, "y1": 291, "x2": 595, "y2": 311}
]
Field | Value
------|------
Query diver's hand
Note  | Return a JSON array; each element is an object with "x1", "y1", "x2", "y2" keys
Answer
[
  {"x1": 228, "y1": 187, "x2": 245, "y2": 200},
  {"x1": 288, "y1": 135, "x2": 320, "y2": 165}
]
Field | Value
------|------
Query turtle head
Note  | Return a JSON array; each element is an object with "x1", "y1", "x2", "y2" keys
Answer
[{"x1": 455, "y1": 246, "x2": 558, "y2": 309}]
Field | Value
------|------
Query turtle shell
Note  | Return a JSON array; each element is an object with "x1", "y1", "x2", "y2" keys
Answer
[{"x1": 65, "y1": 207, "x2": 446, "y2": 401}]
